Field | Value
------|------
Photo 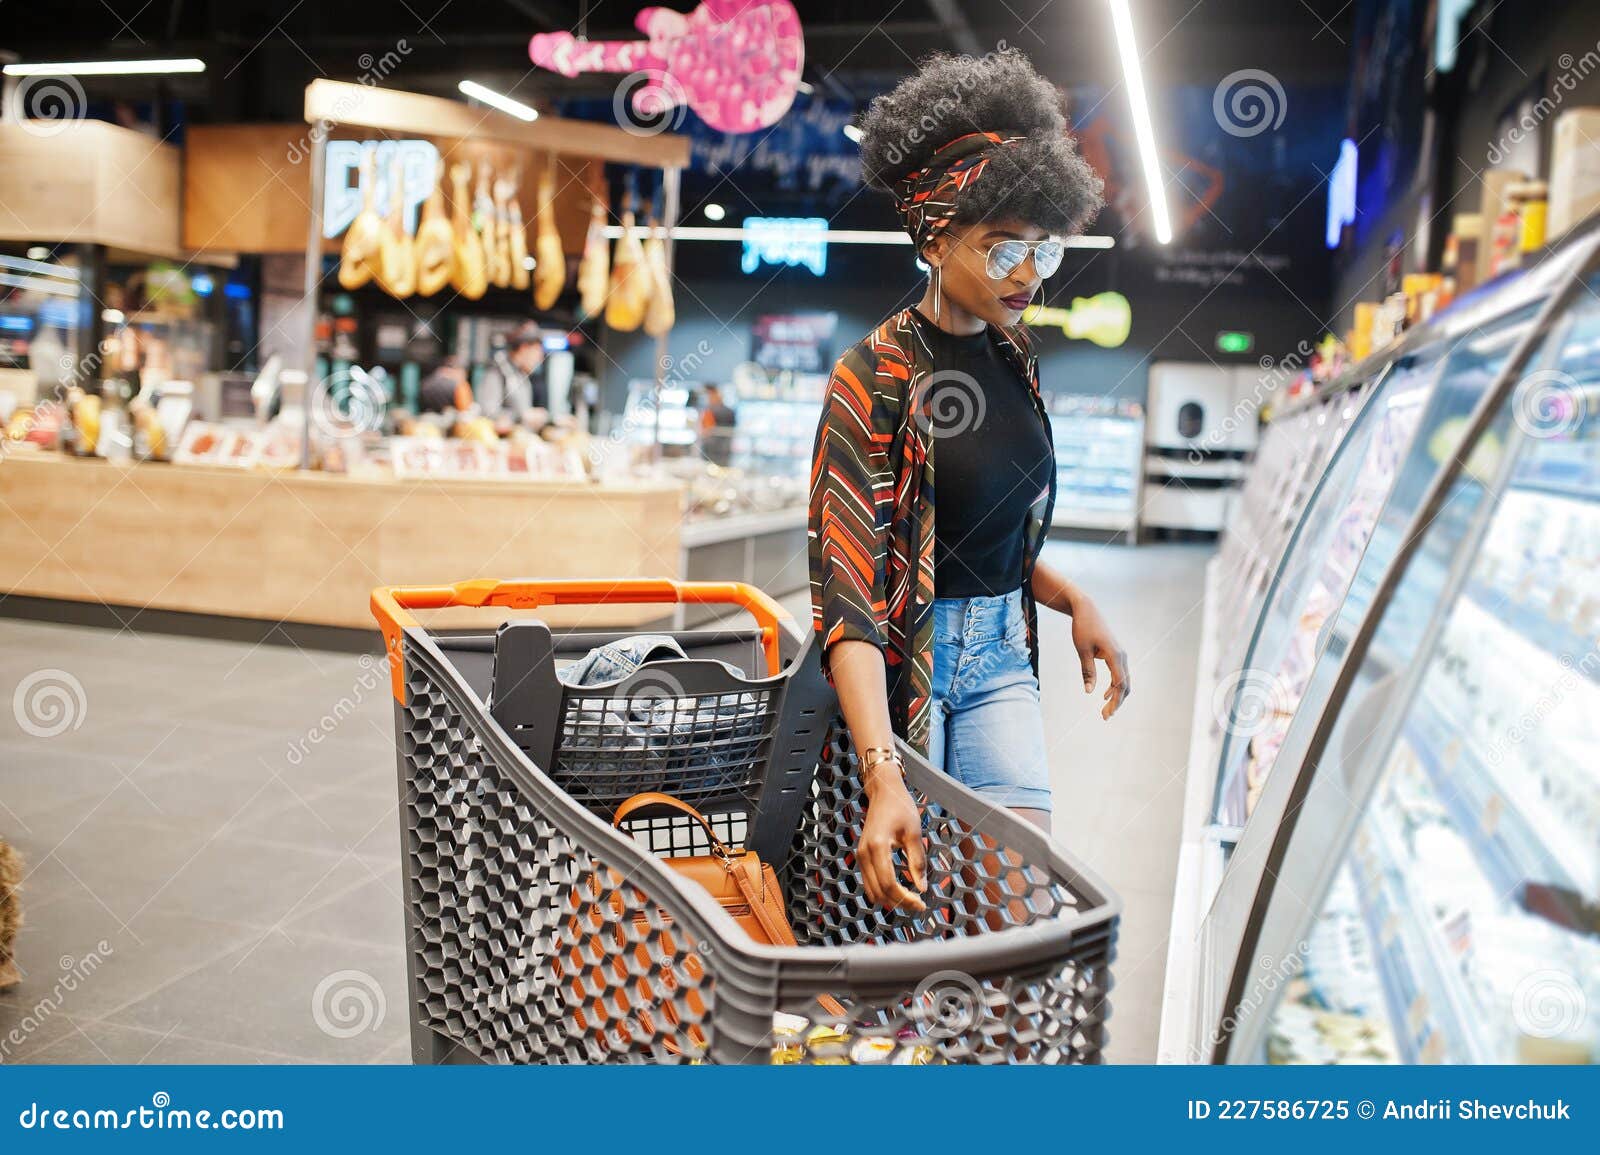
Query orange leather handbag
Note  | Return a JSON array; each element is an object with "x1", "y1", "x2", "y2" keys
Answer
[
  {"x1": 611, "y1": 792, "x2": 797, "y2": 945},
  {"x1": 558, "y1": 793, "x2": 839, "y2": 1057}
]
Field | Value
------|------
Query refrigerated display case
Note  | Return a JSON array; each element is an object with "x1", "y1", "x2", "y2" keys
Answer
[
  {"x1": 1200, "y1": 230, "x2": 1600, "y2": 1064},
  {"x1": 1047, "y1": 395, "x2": 1144, "y2": 542},
  {"x1": 726, "y1": 371, "x2": 825, "y2": 482},
  {"x1": 1208, "y1": 388, "x2": 1364, "y2": 696},
  {"x1": 1163, "y1": 222, "x2": 1600, "y2": 1064}
]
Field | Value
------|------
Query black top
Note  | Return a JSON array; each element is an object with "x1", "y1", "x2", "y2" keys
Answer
[{"x1": 910, "y1": 309, "x2": 1054, "y2": 599}]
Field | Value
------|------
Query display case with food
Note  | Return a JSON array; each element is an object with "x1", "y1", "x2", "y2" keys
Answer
[
  {"x1": 725, "y1": 369, "x2": 825, "y2": 484},
  {"x1": 1195, "y1": 227, "x2": 1600, "y2": 1065},
  {"x1": 1213, "y1": 352, "x2": 1440, "y2": 828},
  {"x1": 1163, "y1": 220, "x2": 1600, "y2": 1064},
  {"x1": 1046, "y1": 394, "x2": 1144, "y2": 540}
]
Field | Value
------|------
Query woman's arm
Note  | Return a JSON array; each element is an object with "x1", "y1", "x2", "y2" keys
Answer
[
  {"x1": 809, "y1": 354, "x2": 927, "y2": 912},
  {"x1": 1032, "y1": 559, "x2": 1132, "y2": 719},
  {"x1": 827, "y1": 639, "x2": 927, "y2": 911}
]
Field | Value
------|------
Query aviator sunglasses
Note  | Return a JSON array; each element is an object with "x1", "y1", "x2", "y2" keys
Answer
[{"x1": 957, "y1": 237, "x2": 1067, "y2": 280}]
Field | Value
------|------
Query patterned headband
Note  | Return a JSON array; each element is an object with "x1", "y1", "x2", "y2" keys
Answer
[{"x1": 892, "y1": 131, "x2": 1025, "y2": 252}]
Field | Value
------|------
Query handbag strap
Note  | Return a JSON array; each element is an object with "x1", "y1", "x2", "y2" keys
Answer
[
  {"x1": 612, "y1": 791, "x2": 737, "y2": 862},
  {"x1": 726, "y1": 856, "x2": 797, "y2": 946}
]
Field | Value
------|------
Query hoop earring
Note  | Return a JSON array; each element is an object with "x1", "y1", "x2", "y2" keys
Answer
[{"x1": 931, "y1": 264, "x2": 942, "y2": 324}]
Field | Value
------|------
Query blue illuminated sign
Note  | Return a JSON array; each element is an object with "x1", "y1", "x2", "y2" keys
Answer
[
  {"x1": 741, "y1": 217, "x2": 828, "y2": 276},
  {"x1": 1326, "y1": 138, "x2": 1357, "y2": 250},
  {"x1": 322, "y1": 139, "x2": 441, "y2": 239}
]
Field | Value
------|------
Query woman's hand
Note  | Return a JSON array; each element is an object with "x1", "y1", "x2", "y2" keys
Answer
[
  {"x1": 1069, "y1": 593, "x2": 1131, "y2": 719},
  {"x1": 859, "y1": 774, "x2": 927, "y2": 912}
]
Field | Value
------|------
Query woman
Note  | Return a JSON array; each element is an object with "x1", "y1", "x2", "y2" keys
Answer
[{"x1": 808, "y1": 50, "x2": 1131, "y2": 913}]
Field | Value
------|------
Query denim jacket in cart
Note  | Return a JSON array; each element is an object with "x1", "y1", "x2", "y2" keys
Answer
[
  {"x1": 807, "y1": 307, "x2": 1056, "y2": 756},
  {"x1": 559, "y1": 635, "x2": 762, "y2": 776}
]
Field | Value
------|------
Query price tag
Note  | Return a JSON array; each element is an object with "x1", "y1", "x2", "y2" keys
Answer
[
  {"x1": 1407, "y1": 993, "x2": 1430, "y2": 1035},
  {"x1": 1481, "y1": 793, "x2": 1503, "y2": 836},
  {"x1": 1421, "y1": 1031, "x2": 1447, "y2": 1064}
]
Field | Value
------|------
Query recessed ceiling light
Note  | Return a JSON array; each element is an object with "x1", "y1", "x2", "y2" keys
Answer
[
  {"x1": 26, "y1": 247, "x2": 50, "y2": 261},
  {"x1": 703, "y1": 203, "x2": 726, "y2": 221},
  {"x1": 842, "y1": 124, "x2": 863, "y2": 143}
]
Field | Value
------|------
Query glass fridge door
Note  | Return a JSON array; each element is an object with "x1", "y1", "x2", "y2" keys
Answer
[
  {"x1": 1212, "y1": 350, "x2": 1443, "y2": 831},
  {"x1": 1229, "y1": 259, "x2": 1600, "y2": 1064},
  {"x1": 1194, "y1": 233, "x2": 1600, "y2": 1062},
  {"x1": 1212, "y1": 390, "x2": 1367, "y2": 679}
]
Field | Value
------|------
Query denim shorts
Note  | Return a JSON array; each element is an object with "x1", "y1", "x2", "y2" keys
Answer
[{"x1": 927, "y1": 587, "x2": 1053, "y2": 813}]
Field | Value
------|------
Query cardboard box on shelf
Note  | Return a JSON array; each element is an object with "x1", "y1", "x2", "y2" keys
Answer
[{"x1": 1549, "y1": 108, "x2": 1600, "y2": 238}]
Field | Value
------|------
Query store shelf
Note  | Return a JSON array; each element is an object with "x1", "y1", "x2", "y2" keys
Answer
[
  {"x1": 1462, "y1": 577, "x2": 1600, "y2": 689},
  {"x1": 1346, "y1": 848, "x2": 1422, "y2": 1064},
  {"x1": 1351, "y1": 804, "x2": 1496, "y2": 1064},
  {"x1": 1412, "y1": 686, "x2": 1592, "y2": 901}
]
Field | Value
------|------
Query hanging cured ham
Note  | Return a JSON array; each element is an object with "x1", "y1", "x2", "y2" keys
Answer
[
  {"x1": 532, "y1": 158, "x2": 566, "y2": 310},
  {"x1": 576, "y1": 195, "x2": 610, "y2": 321},
  {"x1": 505, "y1": 171, "x2": 531, "y2": 292},
  {"x1": 449, "y1": 162, "x2": 488, "y2": 299},
  {"x1": 413, "y1": 160, "x2": 454, "y2": 297},
  {"x1": 642, "y1": 206, "x2": 675, "y2": 337},
  {"x1": 376, "y1": 152, "x2": 417, "y2": 297},
  {"x1": 605, "y1": 181, "x2": 649, "y2": 332},
  {"x1": 338, "y1": 146, "x2": 382, "y2": 291},
  {"x1": 476, "y1": 161, "x2": 510, "y2": 289}
]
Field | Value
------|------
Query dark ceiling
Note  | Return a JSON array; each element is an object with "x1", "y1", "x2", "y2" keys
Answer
[{"x1": 3, "y1": 0, "x2": 1356, "y2": 121}]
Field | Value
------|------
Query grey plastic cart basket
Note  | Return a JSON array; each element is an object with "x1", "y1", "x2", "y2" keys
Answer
[{"x1": 373, "y1": 578, "x2": 1120, "y2": 1065}]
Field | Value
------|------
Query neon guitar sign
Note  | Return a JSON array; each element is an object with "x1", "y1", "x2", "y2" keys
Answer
[{"x1": 529, "y1": 1, "x2": 805, "y2": 134}]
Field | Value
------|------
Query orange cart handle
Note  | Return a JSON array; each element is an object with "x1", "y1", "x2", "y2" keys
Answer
[{"x1": 371, "y1": 578, "x2": 795, "y2": 700}]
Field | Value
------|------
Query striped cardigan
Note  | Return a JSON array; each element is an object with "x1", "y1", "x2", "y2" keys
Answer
[{"x1": 807, "y1": 307, "x2": 1056, "y2": 755}]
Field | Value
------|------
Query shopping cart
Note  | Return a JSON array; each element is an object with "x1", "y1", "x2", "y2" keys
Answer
[{"x1": 372, "y1": 578, "x2": 1120, "y2": 1065}]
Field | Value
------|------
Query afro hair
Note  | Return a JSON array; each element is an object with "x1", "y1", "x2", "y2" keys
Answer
[{"x1": 858, "y1": 48, "x2": 1104, "y2": 238}]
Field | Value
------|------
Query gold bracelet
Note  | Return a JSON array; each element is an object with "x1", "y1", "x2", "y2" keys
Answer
[{"x1": 859, "y1": 746, "x2": 904, "y2": 775}]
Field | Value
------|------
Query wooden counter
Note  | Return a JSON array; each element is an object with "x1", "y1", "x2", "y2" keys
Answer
[{"x1": 0, "y1": 454, "x2": 684, "y2": 632}]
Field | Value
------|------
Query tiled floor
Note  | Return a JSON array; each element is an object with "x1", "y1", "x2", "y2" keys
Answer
[{"x1": 0, "y1": 539, "x2": 1209, "y2": 1064}]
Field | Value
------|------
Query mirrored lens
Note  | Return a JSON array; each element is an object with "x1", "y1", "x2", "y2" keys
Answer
[
  {"x1": 985, "y1": 240, "x2": 1029, "y2": 279},
  {"x1": 984, "y1": 240, "x2": 1065, "y2": 279},
  {"x1": 1034, "y1": 240, "x2": 1065, "y2": 278}
]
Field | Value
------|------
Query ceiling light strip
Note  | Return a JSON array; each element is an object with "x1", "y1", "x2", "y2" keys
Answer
[{"x1": 1108, "y1": 0, "x2": 1173, "y2": 244}]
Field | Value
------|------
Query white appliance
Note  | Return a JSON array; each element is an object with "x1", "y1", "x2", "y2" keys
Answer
[{"x1": 1142, "y1": 362, "x2": 1263, "y2": 533}]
